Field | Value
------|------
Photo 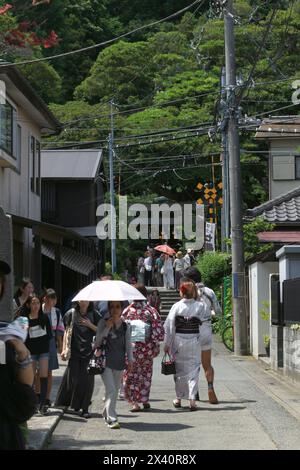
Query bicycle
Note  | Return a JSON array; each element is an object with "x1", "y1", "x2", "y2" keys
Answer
[
  {"x1": 221, "y1": 276, "x2": 234, "y2": 352},
  {"x1": 221, "y1": 317, "x2": 234, "y2": 352}
]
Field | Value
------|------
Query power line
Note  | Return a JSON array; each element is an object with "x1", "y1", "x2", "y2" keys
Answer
[
  {"x1": 43, "y1": 123, "x2": 214, "y2": 150},
  {"x1": 1, "y1": 0, "x2": 203, "y2": 68},
  {"x1": 63, "y1": 90, "x2": 218, "y2": 126},
  {"x1": 236, "y1": 6, "x2": 279, "y2": 105}
]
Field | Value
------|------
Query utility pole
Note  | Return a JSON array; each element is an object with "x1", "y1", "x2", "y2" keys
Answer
[
  {"x1": 223, "y1": 0, "x2": 248, "y2": 355},
  {"x1": 109, "y1": 100, "x2": 117, "y2": 274},
  {"x1": 220, "y1": 66, "x2": 230, "y2": 252}
]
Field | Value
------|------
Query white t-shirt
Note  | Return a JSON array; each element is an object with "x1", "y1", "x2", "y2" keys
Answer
[{"x1": 144, "y1": 256, "x2": 153, "y2": 271}]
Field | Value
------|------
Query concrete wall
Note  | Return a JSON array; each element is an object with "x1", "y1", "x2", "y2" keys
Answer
[
  {"x1": 270, "y1": 325, "x2": 283, "y2": 370},
  {"x1": 249, "y1": 261, "x2": 278, "y2": 358},
  {"x1": 283, "y1": 327, "x2": 300, "y2": 383}
]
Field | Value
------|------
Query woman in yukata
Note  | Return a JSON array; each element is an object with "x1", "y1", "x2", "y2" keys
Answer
[
  {"x1": 122, "y1": 284, "x2": 164, "y2": 412},
  {"x1": 163, "y1": 278, "x2": 205, "y2": 411}
]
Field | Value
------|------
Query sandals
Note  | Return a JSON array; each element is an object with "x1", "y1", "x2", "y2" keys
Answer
[
  {"x1": 172, "y1": 399, "x2": 182, "y2": 408},
  {"x1": 130, "y1": 404, "x2": 141, "y2": 412},
  {"x1": 143, "y1": 403, "x2": 151, "y2": 409},
  {"x1": 189, "y1": 400, "x2": 197, "y2": 411},
  {"x1": 189, "y1": 405, "x2": 197, "y2": 411}
]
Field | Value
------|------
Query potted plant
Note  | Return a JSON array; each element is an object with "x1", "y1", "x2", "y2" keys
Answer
[{"x1": 263, "y1": 334, "x2": 270, "y2": 356}]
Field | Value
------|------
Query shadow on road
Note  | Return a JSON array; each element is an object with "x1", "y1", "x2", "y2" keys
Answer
[
  {"x1": 120, "y1": 422, "x2": 193, "y2": 432},
  {"x1": 50, "y1": 438, "x2": 133, "y2": 450}
]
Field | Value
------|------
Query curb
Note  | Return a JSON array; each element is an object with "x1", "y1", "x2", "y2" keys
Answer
[{"x1": 27, "y1": 408, "x2": 64, "y2": 450}]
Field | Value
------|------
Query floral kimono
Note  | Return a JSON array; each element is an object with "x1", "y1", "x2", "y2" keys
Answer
[{"x1": 122, "y1": 301, "x2": 164, "y2": 405}]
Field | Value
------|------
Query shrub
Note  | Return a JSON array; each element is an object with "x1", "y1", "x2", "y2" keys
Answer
[{"x1": 196, "y1": 251, "x2": 231, "y2": 294}]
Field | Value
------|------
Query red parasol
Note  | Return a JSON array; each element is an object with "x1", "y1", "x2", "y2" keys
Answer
[{"x1": 154, "y1": 244, "x2": 176, "y2": 255}]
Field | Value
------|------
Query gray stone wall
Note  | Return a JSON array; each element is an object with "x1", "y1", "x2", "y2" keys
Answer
[
  {"x1": 283, "y1": 327, "x2": 300, "y2": 382},
  {"x1": 270, "y1": 325, "x2": 283, "y2": 370}
]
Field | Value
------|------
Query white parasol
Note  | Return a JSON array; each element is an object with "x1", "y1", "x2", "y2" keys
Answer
[{"x1": 72, "y1": 280, "x2": 146, "y2": 302}]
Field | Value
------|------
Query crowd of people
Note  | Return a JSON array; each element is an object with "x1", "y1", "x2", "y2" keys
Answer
[
  {"x1": 0, "y1": 253, "x2": 221, "y2": 448},
  {"x1": 136, "y1": 247, "x2": 196, "y2": 289}
]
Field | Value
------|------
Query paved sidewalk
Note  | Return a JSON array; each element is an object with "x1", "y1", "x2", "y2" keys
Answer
[
  {"x1": 27, "y1": 360, "x2": 67, "y2": 449},
  {"x1": 42, "y1": 337, "x2": 300, "y2": 451}
]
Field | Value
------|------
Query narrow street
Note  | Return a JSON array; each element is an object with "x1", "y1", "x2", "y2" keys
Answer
[{"x1": 47, "y1": 338, "x2": 300, "y2": 450}]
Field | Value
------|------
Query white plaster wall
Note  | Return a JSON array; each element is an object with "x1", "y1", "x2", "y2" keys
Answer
[
  {"x1": 0, "y1": 100, "x2": 41, "y2": 221},
  {"x1": 249, "y1": 261, "x2": 278, "y2": 357}
]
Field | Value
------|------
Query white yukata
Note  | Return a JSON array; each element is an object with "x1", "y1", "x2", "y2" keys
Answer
[
  {"x1": 163, "y1": 257, "x2": 174, "y2": 289},
  {"x1": 196, "y1": 283, "x2": 222, "y2": 351},
  {"x1": 164, "y1": 298, "x2": 205, "y2": 400}
]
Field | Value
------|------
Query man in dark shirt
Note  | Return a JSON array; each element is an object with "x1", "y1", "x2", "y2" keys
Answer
[{"x1": 0, "y1": 260, "x2": 36, "y2": 449}]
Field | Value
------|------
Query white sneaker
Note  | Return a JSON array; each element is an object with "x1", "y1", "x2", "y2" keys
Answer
[{"x1": 108, "y1": 421, "x2": 120, "y2": 429}]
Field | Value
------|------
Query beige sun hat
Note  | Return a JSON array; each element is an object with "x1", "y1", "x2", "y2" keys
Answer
[{"x1": 176, "y1": 251, "x2": 183, "y2": 258}]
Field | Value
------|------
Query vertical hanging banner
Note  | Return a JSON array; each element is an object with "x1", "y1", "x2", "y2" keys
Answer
[{"x1": 205, "y1": 222, "x2": 216, "y2": 251}]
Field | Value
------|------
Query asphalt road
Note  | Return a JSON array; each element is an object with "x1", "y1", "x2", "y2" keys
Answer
[{"x1": 47, "y1": 338, "x2": 300, "y2": 450}]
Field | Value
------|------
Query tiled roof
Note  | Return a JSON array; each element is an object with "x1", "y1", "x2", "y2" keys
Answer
[
  {"x1": 257, "y1": 231, "x2": 300, "y2": 243},
  {"x1": 246, "y1": 186, "x2": 300, "y2": 224},
  {"x1": 255, "y1": 116, "x2": 300, "y2": 139}
]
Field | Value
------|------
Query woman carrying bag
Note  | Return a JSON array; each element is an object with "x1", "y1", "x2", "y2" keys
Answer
[
  {"x1": 122, "y1": 284, "x2": 164, "y2": 412},
  {"x1": 95, "y1": 301, "x2": 133, "y2": 429},
  {"x1": 163, "y1": 278, "x2": 205, "y2": 411},
  {"x1": 55, "y1": 301, "x2": 100, "y2": 418}
]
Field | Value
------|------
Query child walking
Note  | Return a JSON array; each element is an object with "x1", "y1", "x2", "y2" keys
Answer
[{"x1": 95, "y1": 301, "x2": 133, "y2": 429}]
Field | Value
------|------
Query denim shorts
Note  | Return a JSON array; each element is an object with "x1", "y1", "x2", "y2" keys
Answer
[{"x1": 31, "y1": 353, "x2": 49, "y2": 361}]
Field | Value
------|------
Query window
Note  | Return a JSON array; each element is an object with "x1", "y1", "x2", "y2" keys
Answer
[
  {"x1": 16, "y1": 124, "x2": 21, "y2": 172},
  {"x1": 30, "y1": 135, "x2": 41, "y2": 195},
  {"x1": 30, "y1": 135, "x2": 35, "y2": 192},
  {"x1": 36, "y1": 140, "x2": 41, "y2": 196},
  {"x1": 295, "y1": 156, "x2": 300, "y2": 179},
  {"x1": 0, "y1": 101, "x2": 13, "y2": 156},
  {"x1": 272, "y1": 155, "x2": 295, "y2": 180}
]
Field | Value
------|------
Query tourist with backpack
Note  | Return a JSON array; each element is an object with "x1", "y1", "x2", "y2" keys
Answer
[
  {"x1": 183, "y1": 266, "x2": 221, "y2": 404},
  {"x1": 95, "y1": 301, "x2": 133, "y2": 429}
]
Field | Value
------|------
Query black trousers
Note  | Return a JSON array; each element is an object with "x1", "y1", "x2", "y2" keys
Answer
[{"x1": 145, "y1": 270, "x2": 152, "y2": 286}]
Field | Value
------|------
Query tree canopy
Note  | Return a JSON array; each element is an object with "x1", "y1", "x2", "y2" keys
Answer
[{"x1": 3, "y1": 0, "x2": 300, "y2": 213}]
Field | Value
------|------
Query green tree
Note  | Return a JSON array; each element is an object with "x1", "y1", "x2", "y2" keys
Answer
[
  {"x1": 21, "y1": 62, "x2": 62, "y2": 104},
  {"x1": 74, "y1": 40, "x2": 155, "y2": 106}
]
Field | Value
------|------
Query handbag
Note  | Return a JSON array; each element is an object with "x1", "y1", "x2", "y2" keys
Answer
[
  {"x1": 87, "y1": 338, "x2": 107, "y2": 375},
  {"x1": 160, "y1": 266, "x2": 165, "y2": 274},
  {"x1": 130, "y1": 318, "x2": 151, "y2": 343},
  {"x1": 161, "y1": 352, "x2": 176, "y2": 375}
]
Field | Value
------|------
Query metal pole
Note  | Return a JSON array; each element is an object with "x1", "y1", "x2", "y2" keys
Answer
[
  {"x1": 224, "y1": 0, "x2": 248, "y2": 355},
  {"x1": 109, "y1": 100, "x2": 116, "y2": 274}
]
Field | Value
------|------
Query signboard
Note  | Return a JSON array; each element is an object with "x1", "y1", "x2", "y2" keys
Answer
[{"x1": 205, "y1": 222, "x2": 216, "y2": 252}]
